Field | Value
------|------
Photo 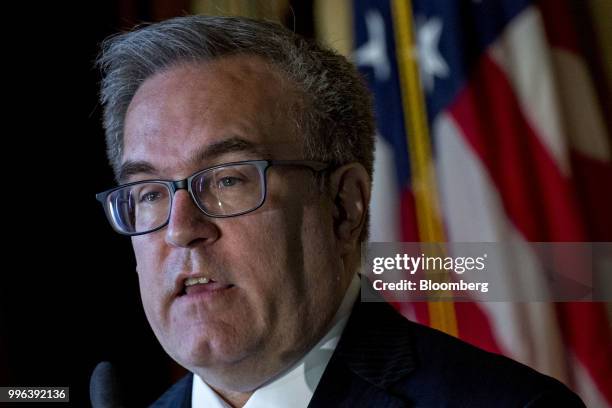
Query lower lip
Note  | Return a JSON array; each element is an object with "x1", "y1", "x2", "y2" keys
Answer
[{"x1": 180, "y1": 282, "x2": 234, "y2": 299}]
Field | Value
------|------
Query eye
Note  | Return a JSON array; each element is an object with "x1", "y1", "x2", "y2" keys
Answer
[
  {"x1": 134, "y1": 185, "x2": 168, "y2": 203},
  {"x1": 217, "y1": 176, "x2": 241, "y2": 188},
  {"x1": 140, "y1": 191, "x2": 162, "y2": 202}
]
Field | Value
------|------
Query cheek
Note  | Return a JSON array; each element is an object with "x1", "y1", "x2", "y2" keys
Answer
[
  {"x1": 299, "y1": 205, "x2": 345, "y2": 299},
  {"x1": 224, "y1": 214, "x2": 298, "y2": 288},
  {"x1": 218, "y1": 206, "x2": 309, "y2": 315},
  {"x1": 132, "y1": 235, "x2": 167, "y2": 281},
  {"x1": 132, "y1": 237, "x2": 168, "y2": 324}
]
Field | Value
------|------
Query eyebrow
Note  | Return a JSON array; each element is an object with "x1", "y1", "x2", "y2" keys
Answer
[
  {"x1": 191, "y1": 137, "x2": 269, "y2": 164},
  {"x1": 117, "y1": 137, "x2": 270, "y2": 183}
]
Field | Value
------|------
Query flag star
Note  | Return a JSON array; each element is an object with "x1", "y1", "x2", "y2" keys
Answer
[
  {"x1": 354, "y1": 9, "x2": 391, "y2": 82},
  {"x1": 416, "y1": 16, "x2": 449, "y2": 92}
]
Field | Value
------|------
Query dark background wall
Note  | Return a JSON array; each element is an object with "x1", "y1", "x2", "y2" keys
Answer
[
  {"x1": 1, "y1": 1, "x2": 190, "y2": 406},
  {"x1": 0, "y1": 1, "x2": 312, "y2": 406}
]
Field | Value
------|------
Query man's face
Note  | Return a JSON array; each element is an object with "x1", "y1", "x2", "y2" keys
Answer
[{"x1": 122, "y1": 56, "x2": 349, "y2": 389}]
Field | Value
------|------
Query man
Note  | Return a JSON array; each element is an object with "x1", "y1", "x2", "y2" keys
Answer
[{"x1": 95, "y1": 15, "x2": 584, "y2": 407}]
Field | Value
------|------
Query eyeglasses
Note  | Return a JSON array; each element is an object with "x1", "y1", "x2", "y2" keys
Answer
[{"x1": 96, "y1": 159, "x2": 328, "y2": 236}]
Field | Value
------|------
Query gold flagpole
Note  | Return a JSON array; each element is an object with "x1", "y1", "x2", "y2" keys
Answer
[{"x1": 390, "y1": 0, "x2": 458, "y2": 336}]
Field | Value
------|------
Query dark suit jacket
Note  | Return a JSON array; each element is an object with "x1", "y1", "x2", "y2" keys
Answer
[{"x1": 150, "y1": 299, "x2": 585, "y2": 407}]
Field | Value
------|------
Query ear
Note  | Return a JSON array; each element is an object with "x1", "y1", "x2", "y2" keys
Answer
[{"x1": 329, "y1": 163, "x2": 371, "y2": 255}]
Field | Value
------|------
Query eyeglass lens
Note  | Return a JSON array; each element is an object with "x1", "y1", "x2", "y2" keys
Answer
[{"x1": 105, "y1": 162, "x2": 265, "y2": 234}]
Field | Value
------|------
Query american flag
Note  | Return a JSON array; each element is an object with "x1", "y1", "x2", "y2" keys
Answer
[{"x1": 353, "y1": 0, "x2": 612, "y2": 406}]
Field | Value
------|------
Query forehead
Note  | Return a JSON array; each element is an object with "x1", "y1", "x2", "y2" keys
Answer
[{"x1": 122, "y1": 55, "x2": 302, "y2": 179}]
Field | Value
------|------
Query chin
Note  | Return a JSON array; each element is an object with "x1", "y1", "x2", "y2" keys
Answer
[{"x1": 170, "y1": 333, "x2": 254, "y2": 371}]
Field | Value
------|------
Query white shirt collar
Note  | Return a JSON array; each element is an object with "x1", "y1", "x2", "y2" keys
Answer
[{"x1": 192, "y1": 274, "x2": 360, "y2": 408}]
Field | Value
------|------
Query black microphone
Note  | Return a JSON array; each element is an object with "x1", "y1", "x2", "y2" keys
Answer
[{"x1": 90, "y1": 361, "x2": 126, "y2": 408}]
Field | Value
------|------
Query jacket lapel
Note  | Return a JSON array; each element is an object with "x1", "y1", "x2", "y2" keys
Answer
[
  {"x1": 148, "y1": 373, "x2": 192, "y2": 408},
  {"x1": 308, "y1": 296, "x2": 416, "y2": 407}
]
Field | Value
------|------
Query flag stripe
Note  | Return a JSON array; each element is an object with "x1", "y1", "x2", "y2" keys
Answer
[
  {"x1": 537, "y1": 0, "x2": 581, "y2": 53},
  {"x1": 558, "y1": 302, "x2": 612, "y2": 402},
  {"x1": 447, "y1": 44, "x2": 612, "y2": 403},
  {"x1": 488, "y1": 6, "x2": 569, "y2": 174},
  {"x1": 570, "y1": 151, "x2": 612, "y2": 241},
  {"x1": 449, "y1": 54, "x2": 586, "y2": 242},
  {"x1": 453, "y1": 302, "x2": 504, "y2": 356},
  {"x1": 434, "y1": 112, "x2": 569, "y2": 380}
]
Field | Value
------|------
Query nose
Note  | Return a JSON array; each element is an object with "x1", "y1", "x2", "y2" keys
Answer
[{"x1": 165, "y1": 189, "x2": 220, "y2": 248}]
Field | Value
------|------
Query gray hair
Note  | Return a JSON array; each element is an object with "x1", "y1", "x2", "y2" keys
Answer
[{"x1": 97, "y1": 14, "x2": 375, "y2": 239}]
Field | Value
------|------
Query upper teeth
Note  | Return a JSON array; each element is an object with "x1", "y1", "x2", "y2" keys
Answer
[{"x1": 184, "y1": 277, "x2": 210, "y2": 287}]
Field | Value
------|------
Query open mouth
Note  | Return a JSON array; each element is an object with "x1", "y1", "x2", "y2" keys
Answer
[{"x1": 180, "y1": 277, "x2": 235, "y2": 296}]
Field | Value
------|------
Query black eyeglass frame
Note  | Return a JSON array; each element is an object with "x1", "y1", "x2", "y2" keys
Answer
[{"x1": 95, "y1": 159, "x2": 329, "y2": 236}]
